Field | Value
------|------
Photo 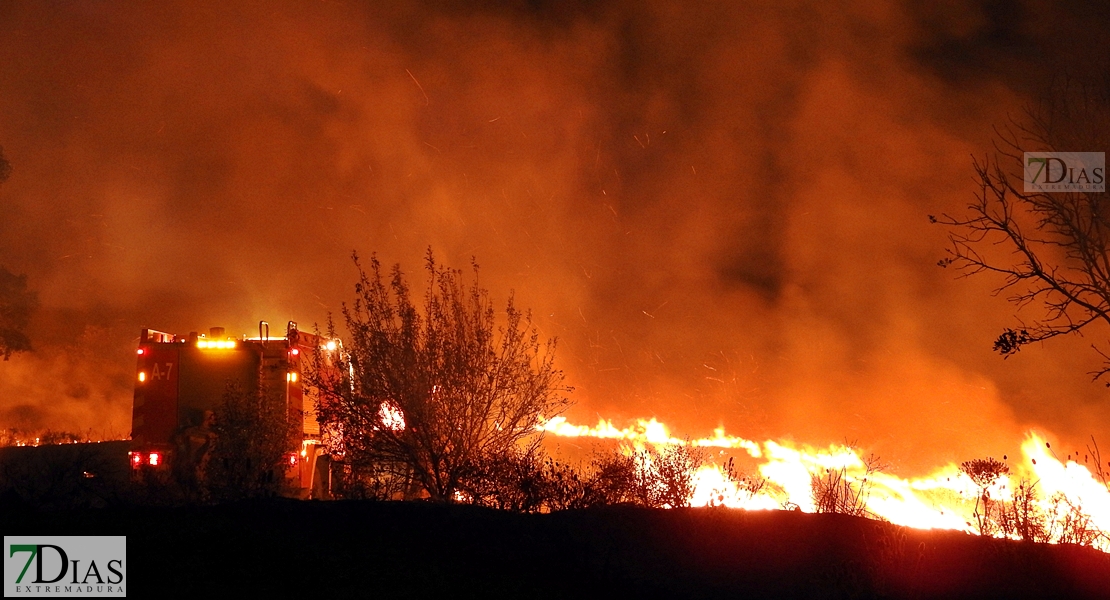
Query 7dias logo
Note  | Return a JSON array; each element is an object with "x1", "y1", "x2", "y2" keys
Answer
[
  {"x1": 1024, "y1": 152, "x2": 1105, "y2": 193},
  {"x1": 4, "y1": 536, "x2": 125, "y2": 597}
]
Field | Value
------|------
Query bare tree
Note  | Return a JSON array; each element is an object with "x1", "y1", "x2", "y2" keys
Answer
[
  {"x1": 312, "y1": 250, "x2": 571, "y2": 502},
  {"x1": 933, "y1": 75, "x2": 1110, "y2": 379}
]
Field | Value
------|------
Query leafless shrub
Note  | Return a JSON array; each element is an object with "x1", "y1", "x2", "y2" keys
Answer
[
  {"x1": 811, "y1": 454, "x2": 883, "y2": 518},
  {"x1": 1044, "y1": 492, "x2": 1106, "y2": 547},
  {"x1": 998, "y1": 478, "x2": 1047, "y2": 542},
  {"x1": 711, "y1": 457, "x2": 768, "y2": 507}
]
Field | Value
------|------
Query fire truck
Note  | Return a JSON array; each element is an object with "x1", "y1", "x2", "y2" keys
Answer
[{"x1": 129, "y1": 321, "x2": 336, "y2": 498}]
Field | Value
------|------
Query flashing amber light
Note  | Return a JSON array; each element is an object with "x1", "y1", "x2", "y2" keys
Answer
[
  {"x1": 148, "y1": 452, "x2": 162, "y2": 467},
  {"x1": 138, "y1": 371, "x2": 146, "y2": 383},
  {"x1": 286, "y1": 372, "x2": 299, "y2": 383},
  {"x1": 197, "y1": 340, "x2": 236, "y2": 350}
]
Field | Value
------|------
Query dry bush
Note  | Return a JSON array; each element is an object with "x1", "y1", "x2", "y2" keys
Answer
[
  {"x1": 454, "y1": 443, "x2": 708, "y2": 513},
  {"x1": 958, "y1": 457, "x2": 1106, "y2": 549},
  {"x1": 578, "y1": 443, "x2": 706, "y2": 509},
  {"x1": 536, "y1": 458, "x2": 591, "y2": 511},
  {"x1": 959, "y1": 457, "x2": 1010, "y2": 536},
  {"x1": 572, "y1": 447, "x2": 636, "y2": 506},
  {"x1": 332, "y1": 461, "x2": 415, "y2": 501},
  {"x1": 457, "y1": 447, "x2": 551, "y2": 512},
  {"x1": 1043, "y1": 492, "x2": 1105, "y2": 547},
  {"x1": 998, "y1": 478, "x2": 1047, "y2": 542},
  {"x1": 707, "y1": 457, "x2": 768, "y2": 507},
  {"x1": 811, "y1": 454, "x2": 883, "y2": 518},
  {"x1": 654, "y1": 442, "x2": 706, "y2": 508},
  {"x1": 458, "y1": 451, "x2": 594, "y2": 512}
]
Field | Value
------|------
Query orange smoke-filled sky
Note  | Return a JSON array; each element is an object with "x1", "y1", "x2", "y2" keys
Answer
[{"x1": 0, "y1": 0, "x2": 1107, "y2": 471}]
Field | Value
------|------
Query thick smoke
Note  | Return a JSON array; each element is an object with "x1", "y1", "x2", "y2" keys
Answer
[{"x1": 0, "y1": 1, "x2": 1106, "y2": 471}]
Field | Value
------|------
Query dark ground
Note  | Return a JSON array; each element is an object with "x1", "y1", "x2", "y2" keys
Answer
[{"x1": 3, "y1": 498, "x2": 1109, "y2": 599}]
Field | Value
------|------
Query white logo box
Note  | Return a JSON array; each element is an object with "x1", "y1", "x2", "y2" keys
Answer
[{"x1": 4, "y1": 536, "x2": 126, "y2": 597}]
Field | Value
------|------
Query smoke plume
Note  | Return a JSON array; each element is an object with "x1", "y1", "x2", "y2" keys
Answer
[{"x1": 0, "y1": 0, "x2": 1107, "y2": 471}]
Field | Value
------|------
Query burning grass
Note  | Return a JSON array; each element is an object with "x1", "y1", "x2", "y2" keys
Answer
[
  {"x1": 0, "y1": 428, "x2": 96, "y2": 447},
  {"x1": 540, "y1": 416, "x2": 1110, "y2": 553}
]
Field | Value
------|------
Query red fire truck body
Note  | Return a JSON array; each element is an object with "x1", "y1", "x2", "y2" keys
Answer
[{"x1": 130, "y1": 321, "x2": 334, "y2": 496}]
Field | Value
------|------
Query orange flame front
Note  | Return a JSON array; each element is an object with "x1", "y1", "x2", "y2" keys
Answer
[{"x1": 541, "y1": 416, "x2": 1110, "y2": 552}]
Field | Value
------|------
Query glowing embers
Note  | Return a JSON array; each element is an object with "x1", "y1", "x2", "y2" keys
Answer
[{"x1": 197, "y1": 339, "x2": 237, "y2": 349}]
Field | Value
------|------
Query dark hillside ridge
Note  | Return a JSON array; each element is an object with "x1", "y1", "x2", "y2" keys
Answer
[{"x1": 3, "y1": 500, "x2": 1108, "y2": 598}]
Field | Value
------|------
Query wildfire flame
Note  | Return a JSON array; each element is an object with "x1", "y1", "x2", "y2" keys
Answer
[{"x1": 541, "y1": 416, "x2": 1110, "y2": 552}]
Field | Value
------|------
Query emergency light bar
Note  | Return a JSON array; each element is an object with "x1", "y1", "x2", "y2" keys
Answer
[{"x1": 196, "y1": 340, "x2": 237, "y2": 349}]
